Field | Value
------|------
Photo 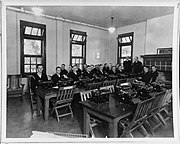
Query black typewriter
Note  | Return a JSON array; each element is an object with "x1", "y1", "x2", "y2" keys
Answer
[
  {"x1": 88, "y1": 89, "x2": 109, "y2": 105},
  {"x1": 58, "y1": 78, "x2": 74, "y2": 87}
]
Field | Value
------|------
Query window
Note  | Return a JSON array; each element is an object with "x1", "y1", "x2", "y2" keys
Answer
[
  {"x1": 20, "y1": 20, "x2": 46, "y2": 76},
  {"x1": 117, "y1": 32, "x2": 133, "y2": 66},
  {"x1": 70, "y1": 30, "x2": 87, "y2": 69}
]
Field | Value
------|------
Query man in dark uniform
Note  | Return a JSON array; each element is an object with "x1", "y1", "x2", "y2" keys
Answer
[
  {"x1": 32, "y1": 64, "x2": 48, "y2": 90},
  {"x1": 60, "y1": 64, "x2": 68, "y2": 78},
  {"x1": 123, "y1": 56, "x2": 132, "y2": 73},
  {"x1": 150, "y1": 65, "x2": 159, "y2": 83},
  {"x1": 67, "y1": 65, "x2": 80, "y2": 82},
  {"x1": 132, "y1": 56, "x2": 143, "y2": 75},
  {"x1": 51, "y1": 66, "x2": 62, "y2": 86},
  {"x1": 141, "y1": 66, "x2": 151, "y2": 84}
]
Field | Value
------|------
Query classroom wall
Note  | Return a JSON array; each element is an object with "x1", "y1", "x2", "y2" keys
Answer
[
  {"x1": 6, "y1": 9, "x2": 109, "y2": 76},
  {"x1": 116, "y1": 14, "x2": 174, "y2": 61}
]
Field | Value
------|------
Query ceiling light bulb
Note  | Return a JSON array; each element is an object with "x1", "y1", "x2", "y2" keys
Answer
[
  {"x1": 108, "y1": 27, "x2": 116, "y2": 33},
  {"x1": 32, "y1": 7, "x2": 43, "y2": 16}
]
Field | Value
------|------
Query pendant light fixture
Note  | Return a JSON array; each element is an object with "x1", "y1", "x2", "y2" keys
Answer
[
  {"x1": 32, "y1": 7, "x2": 43, "y2": 16},
  {"x1": 108, "y1": 17, "x2": 116, "y2": 33}
]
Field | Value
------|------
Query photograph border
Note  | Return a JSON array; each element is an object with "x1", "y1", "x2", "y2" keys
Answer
[{"x1": 1, "y1": 0, "x2": 180, "y2": 143}]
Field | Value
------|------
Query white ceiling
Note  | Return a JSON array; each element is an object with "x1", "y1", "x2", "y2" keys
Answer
[{"x1": 11, "y1": 6, "x2": 174, "y2": 28}]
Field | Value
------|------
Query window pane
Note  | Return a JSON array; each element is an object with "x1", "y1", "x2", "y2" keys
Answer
[
  {"x1": 25, "y1": 26, "x2": 32, "y2": 35},
  {"x1": 25, "y1": 65, "x2": 30, "y2": 73},
  {"x1": 125, "y1": 37, "x2": 131, "y2": 43},
  {"x1": 37, "y1": 58, "x2": 41, "y2": 64},
  {"x1": 24, "y1": 57, "x2": 30, "y2": 64},
  {"x1": 77, "y1": 35, "x2": 82, "y2": 41},
  {"x1": 72, "y1": 44, "x2": 82, "y2": 57},
  {"x1": 31, "y1": 65, "x2": 36, "y2": 73},
  {"x1": 73, "y1": 35, "x2": 78, "y2": 41},
  {"x1": 80, "y1": 59, "x2": 82, "y2": 63},
  {"x1": 31, "y1": 57, "x2": 36, "y2": 64},
  {"x1": 76, "y1": 59, "x2": 79, "y2": 63},
  {"x1": 37, "y1": 29, "x2": 42, "y2": 36},
  {"x1": 122, "y1": 37, "x2": 126, "y2": 43},
  {"x1": 24, "y1": 39, "x2": 41, "y2": 55},
  {"x1": 72, "y1": 58, "x2": 75, "y2": 64},
  {"x1": 121, "y1": 46, "x2": 131, "y2": 57},
  {"x1": 32, "y1": 27, "x2": 38, "y2": 35}
]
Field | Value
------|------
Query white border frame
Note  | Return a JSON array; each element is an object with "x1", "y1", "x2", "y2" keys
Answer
[{"x1": 1, "y1": 0, "x2": 180, "y2": 143}]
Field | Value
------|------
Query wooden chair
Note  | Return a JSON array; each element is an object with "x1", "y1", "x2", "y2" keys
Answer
[
  {"x1": 27, "y1": 75, "x2": 37, "y2": 115},
  {"x1": 99, "y1": 85, "x2": 115, "y2": 93},
  {"x1": 86, "y1": 82, "x2": 102, "y2": 90},
  {"x1": 144, "y1": 91, "x2": 166, "y2": 135},
  {"x1": 155, "y1": 89, "x2": 172, "y2": 126},
  {"x1": 80, "y1": 90, "x2": 103, "y2": 137},
  {"x1": 7, "y1": 74, "x2": 25, "y2": 101},
  {"x1": 50, "y1": 86, "x2": 75, "y2": 122},
  {"x1": 119, "y1": 97, "x2": 154, "y2": 138},
  {"x1": 102, "y1": 80, "x2": 116, "y2": 87}
]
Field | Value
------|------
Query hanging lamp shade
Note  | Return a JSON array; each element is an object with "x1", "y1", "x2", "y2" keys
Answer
[{"x1": 108, "y1": 17, "x2": 115, "y2": 33}]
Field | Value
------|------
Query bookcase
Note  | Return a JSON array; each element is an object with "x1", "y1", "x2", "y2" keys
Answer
[{"x1": 141, "y1": 54, "x2": 172, "y2": 81}]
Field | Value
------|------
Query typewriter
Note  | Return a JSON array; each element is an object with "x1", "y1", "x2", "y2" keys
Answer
[{"x1": 88, "y1": 89, "x2": 109, "y2": 105}]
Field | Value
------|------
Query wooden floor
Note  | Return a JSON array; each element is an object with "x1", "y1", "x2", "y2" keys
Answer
[{"x1": 6, "y1": 93, "x2": 174, "y2": 138}]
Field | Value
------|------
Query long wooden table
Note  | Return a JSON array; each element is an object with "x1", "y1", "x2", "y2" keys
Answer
[
  {"x1": 36, "y1": 87, "x2": 85, "y2": 121},
  {"x1": 80, "y1": 100, "x2": 134, "y2": 137}
]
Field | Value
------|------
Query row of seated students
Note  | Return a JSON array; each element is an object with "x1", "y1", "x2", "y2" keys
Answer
[{"x1": 31, "y1": 62, "x2": 159, "y2": 90}]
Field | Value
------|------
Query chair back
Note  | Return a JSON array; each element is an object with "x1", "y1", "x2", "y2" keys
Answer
[
  {"x1": 99, "y1": 85, "x2": 115, "y2": 93},
  {"x1": 80, "y1": 90, "x2": 93, "y2": 102},
  {"x1": 7, "y1": 74, "x2": 22, "y2": 89},
  {"x1": 56, "y1": 86, "x2": 75, "y2": 103},
  {"x1": 27, "y1": 75, "x2": 35, "y2": 93},
  {"x1": 149, "y1": 91, "x2": 166, "y2": 113},
  {"x1": 162, "y1": 89, "x2": 172, "y2": 107},
  {"x1": 86, "y1": 82, "x2": 102, "y2": 90},
  {"x1": 102, "y1": 80, "x2": 116, "y2": 87},
  {"x1": 116, "y1": 79, "x2": 127, "y2": 86},
  {"x1": 132, "y1": 97, "x2": 154, "y2": 124}
]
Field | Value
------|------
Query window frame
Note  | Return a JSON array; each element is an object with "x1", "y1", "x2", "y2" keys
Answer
[
  {"x1": 20, "y1": 20, "x2": 46, "y2": 77},
  {"x1": 70, "y1": 29, "x2": 87, "y2": 69},
  {"x1": 117, "y1": 32, "x2": 134, "y2": 65}
]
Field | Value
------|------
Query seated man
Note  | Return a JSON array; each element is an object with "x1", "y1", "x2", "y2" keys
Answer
[
  {"x1": 83, "y1": 65, "x2": 94, "y2": 79},
  {"x1": 141, "y1": 66, "x2": 151, "y2": 84},
  {"x1": 60, "y1": 64, "x2": 68, "y2": 79},
  {"x1": 32, "y1": 64, "x2": 48, "y2": 90},
  {"x1": 67, "y1": 65, "x2": 80, "y2": 82},
  {"x1": 51, "y1": 66, "x2": 62, "y2": 86},
  {"x1": 150, "y1": 65, "x2": 159, "y2": 83}
]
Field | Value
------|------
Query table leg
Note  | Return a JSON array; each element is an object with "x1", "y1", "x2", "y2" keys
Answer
[
  {"x1": 83, "y1": 108, "x2": 90, "y2": 137},
  {"x1": 37, "y1": 96, "x2": 41, "y2": 116},
  {"x1": 109, "y1": 94, "x2": 118, "y2": 108},
  {"x1": 44, "y1": 98, "x2": 49, "y2": 121},
  {"x1": 109, "y1": 121, "x2": 118, "y2": 138}
]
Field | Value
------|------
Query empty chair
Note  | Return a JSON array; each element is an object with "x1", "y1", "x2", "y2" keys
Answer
[
  {"x1": 50, "y1": 85, "x2": 75, "y2": 122},
  {"x1": 119, "y1": 97, "x2": 154, "y2": 138},
  {"x1": 156, "y1": 89, "x2": 172, "y2": 125},
  {"x1": 86, "y1": 82, "x2": 102, "y2": 90},
  {"x1": 144, "y1": 91, "x2": 166, "y2": 135},
  {"x1": 7, "y1": 74, "x2": 25, "y2": 101},
  {"x1": 102, "y1": 80, "x2": 116, "y2": 87}
]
